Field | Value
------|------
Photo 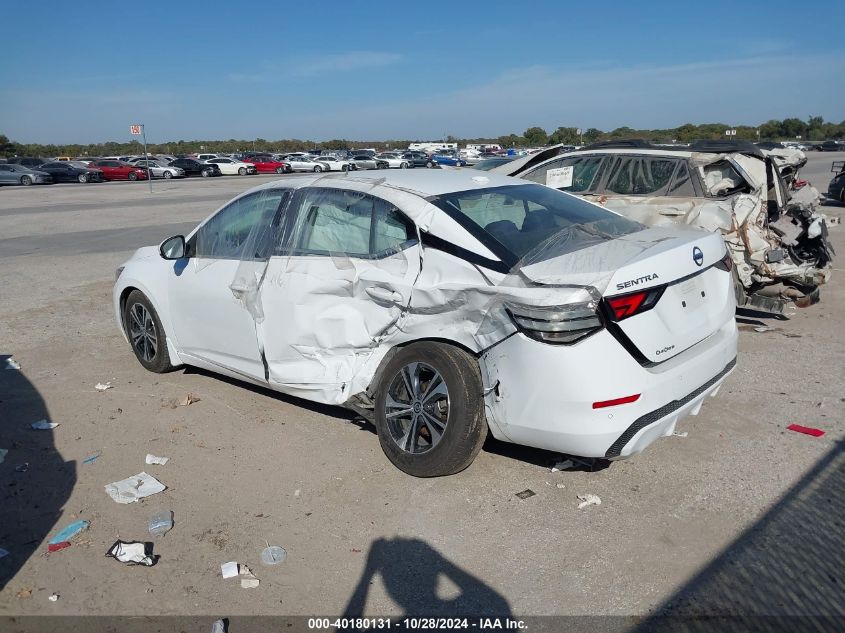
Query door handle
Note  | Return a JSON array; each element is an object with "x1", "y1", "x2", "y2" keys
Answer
[{"x1": 365, "y1": 286, "x2": 402, "y2": 303}]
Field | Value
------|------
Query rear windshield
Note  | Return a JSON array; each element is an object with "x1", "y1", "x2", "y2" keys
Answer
[{"x1": 429, "y1": 184, "x2": 643, "y2": 266}]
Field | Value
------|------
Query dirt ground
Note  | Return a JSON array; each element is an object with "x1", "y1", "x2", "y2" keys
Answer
[{"x1": 0, "y1": 157, "x2": 843, "y2": 627}]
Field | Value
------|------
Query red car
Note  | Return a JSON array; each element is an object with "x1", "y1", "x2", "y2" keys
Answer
[
  {"x1": 89, "y1": 159, "x2": 149, "y2": 181},
  {"x1": 244, "y1": 155, "x2": 292, "y2": 174}
]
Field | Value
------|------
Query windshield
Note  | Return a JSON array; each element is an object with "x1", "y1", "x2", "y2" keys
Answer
[
  {"x1": 428, "y1": 184, "x2": 643, "y2": 265},
  {"x1": 473, "y1": 157, "x2": 514, "y2": 171}
]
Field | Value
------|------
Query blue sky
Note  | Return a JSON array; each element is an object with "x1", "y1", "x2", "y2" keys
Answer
[{"x1": 2, "y1": 0, "x2": 843, "y2": 144}]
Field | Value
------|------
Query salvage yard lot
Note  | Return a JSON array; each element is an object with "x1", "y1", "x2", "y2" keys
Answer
[{"x1": 1, "y1": 155, "x2": 843, "y2": 620}]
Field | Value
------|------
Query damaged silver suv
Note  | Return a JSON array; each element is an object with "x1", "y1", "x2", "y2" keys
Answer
[{"x1": 494, "y1": 140, "x2": 835, "y2": 313}]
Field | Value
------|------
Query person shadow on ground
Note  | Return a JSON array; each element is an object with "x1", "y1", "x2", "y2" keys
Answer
[
  {"x1": 341, "y1": 537, "x2": 512, "y2": 628},
  {"x1": 0, "y1": 355, "x2": 76, "y2": 592}
]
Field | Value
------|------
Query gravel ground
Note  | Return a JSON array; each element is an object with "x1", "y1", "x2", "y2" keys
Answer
[{"x1": 0, "y1": 156, "x2": 842, "y2": 626}]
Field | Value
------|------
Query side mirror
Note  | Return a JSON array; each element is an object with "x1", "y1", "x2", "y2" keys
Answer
[{"x1": 160, "y1": 235, "x2": 186, "y2": 260}]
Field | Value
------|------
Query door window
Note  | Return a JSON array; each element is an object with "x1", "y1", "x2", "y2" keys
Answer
[
  {"x1": 288, "y1": 188, "x2": 415, "y2": 258},
  {"x1": 522, "y1": 156, "x2": 608, "y2": 192},
  {"x1": 193, "y1": 190, "x2": 289, "y2": 259},
  {"x1": 667, "y1": 162, "x2": 696, "y2": 197},
  {"x1": 605, "y1": 157, "x2": 677, "y2": 195}
]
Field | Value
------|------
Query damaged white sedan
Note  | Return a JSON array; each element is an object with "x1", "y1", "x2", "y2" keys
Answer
[{"x1": 114, "y1": 171, "x2": 737, "y2": 476}]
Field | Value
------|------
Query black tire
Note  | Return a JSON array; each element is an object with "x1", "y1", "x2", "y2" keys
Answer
[
  {"x1": 426, "y1": 161, "x2": 434, "y2": 168},
  {"x1": 341, "y1": 164, "x2": 349, "y2": 172},
  {"x1": 841, "y1": 188, "x2": 845, "y2": 204},
  {"x1": 276, "y1": 167, "x2": 285, "y2": 174},
  {"x1": 128, "y1": 171, "x2": 138, "y2": 181},
  {"x1": 400, "y1": 162, "x2": 409, "y2": 169},
  {"x1": 313, "y1": 165, "x2": 323, "y2": 172},
  {"x1": 123, "y1": 290, "x2": 174, "y2": 373},
  {"x1": 21, "y1": 175, "x2": 32, "y2": 186},
  {"x1": 238, "y1": 167, "x2": 247, "y2": 176},
  {"x1": 373, "y1": 342, "x2": 486, "y2": 477},
  {"x1": 164, "y1": 170, "x2": 173, "y2": 179},
  {"x1": 201, "y1": 169, "x2": 211, "y2": 177},
  {"x1": 78, "y1": 173, "x2": 89, "y2": 183}
]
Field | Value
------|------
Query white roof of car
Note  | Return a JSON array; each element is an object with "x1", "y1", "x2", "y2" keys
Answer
[{"x1": 248, "y1": 169, "x2": 525, "y2": 198}]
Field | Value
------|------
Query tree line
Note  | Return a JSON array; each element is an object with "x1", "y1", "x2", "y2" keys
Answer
[{"x1": 1, "y1": 116, "x2": 842, "y2": 158}]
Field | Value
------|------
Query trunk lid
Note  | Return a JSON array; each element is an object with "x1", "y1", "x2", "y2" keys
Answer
[{"x1": 519, "y1": 227, "x2": 733, "y2": 362}]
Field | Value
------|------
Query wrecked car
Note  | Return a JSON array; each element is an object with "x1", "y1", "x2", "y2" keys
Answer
[
  {"x1": 493, "y1": 141, "x2": 835, "y2": 313},
  {"x1": 828, "y1": 161, "x2": 845, "y2": 203},
  {"x1": 114, "y1": 170, "x2": 737, "y2": 476}
]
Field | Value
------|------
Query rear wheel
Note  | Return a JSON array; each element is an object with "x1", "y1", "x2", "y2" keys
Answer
[
  {"x1": 238, "y1": 167, "x2": 247, "y2": 176},
  {"x1": 128, "y1": 172, "x2": 138, "y2": 181},
  {"x1": 373, "y1": 342, "x2": 487, "y2": 477},
  {"x1": 78, "y1": 173, "x2": 89, "y2": 183},
  {"x1": 123, "y1": 290, "x2": 174, "y2": 373},
  {"x1": 20, "y1": 175, "x2": 32, "y2": 186}
]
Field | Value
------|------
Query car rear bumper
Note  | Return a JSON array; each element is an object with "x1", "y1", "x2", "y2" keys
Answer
[{"x1": 479, "y1": 316, "x2": 738, "y2": 459}]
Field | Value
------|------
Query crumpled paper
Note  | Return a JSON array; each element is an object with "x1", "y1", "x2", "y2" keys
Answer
[
  {"x1": 106, "y1": 540, "x2": 156, "y2": 566},
  {"x1": 105, "y1": 472, "x2": 166, "y2": 504},
  {"x1": 577, "y1": 493, "x2": 602, "y2": 509}
]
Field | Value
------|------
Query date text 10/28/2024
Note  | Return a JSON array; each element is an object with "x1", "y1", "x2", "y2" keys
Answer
[{"x1": 308, "y1": 618, "x2": 528, "y2": 630}]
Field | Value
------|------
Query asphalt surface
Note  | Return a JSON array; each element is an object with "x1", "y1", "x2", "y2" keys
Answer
[{"x1": 0, "y1": 157, "x2": 843, "y2": 625}]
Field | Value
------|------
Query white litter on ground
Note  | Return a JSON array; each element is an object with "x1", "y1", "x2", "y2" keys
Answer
[
  {"x1": 240, "y1": 564, "x2": 260, "y2": 589},
  {"x1": 95, "y1": 382, "x2": 113, "y2": 391},
  {"x1": 106, "y1": 540, "x2": 155, "y2": 566},
  {"x1": 221, "y1": 561, "x2": 239, "y2": 579},
  {"x1": 577, "y1": 494, "x2": 602, "y2": 509},
  {"x1": 48, "y1": 594, "x2": 59, "y2": 602},
  {"x1": 145, "y1": 454, "x2": 169, "y2": 465},
  {"x1": 104, "y1": 472, "x2": 166, "y2": 504},
  {"x1": 30, "y1": 420, "x2": 59, "y2": 430},
  {"x1": 672, "y1": 431, "x2": 689, "y2": 438},
  {"x1": 4, "y1": 358, "x2": 21, "y2": 370}
]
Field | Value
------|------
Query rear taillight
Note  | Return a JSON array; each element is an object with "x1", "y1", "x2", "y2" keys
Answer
[
  {"x1": 606, "y1": 286, "x2": 664, "y2": 321},
  {"x1": 714, "y1": 250, "x2": 734, "y2": 272},
  {"x1": 506, "y1": 300, "x2": 602, "y2": 344}
]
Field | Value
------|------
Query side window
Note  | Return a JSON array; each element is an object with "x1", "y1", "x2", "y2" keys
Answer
[
  {"x1": 702, "y1": 160, "x2": 750, "y2": 197},
  {"x1": 668, "y1": 162, "x2": 696, "y2": 197},
  {"x1": 194, "y1": 190, "x2": 287, "y2": 259},
  {"x1": 0, "y1": 166, "x2": 10, "y2": 172},
  {"x1": 523, "y1": 156, "x2": 607, "y2": 193},
  {"x1": 606, "y1": 157, "x2": 676, "y2": 195},
  {"x1": 289, "y1": 189, "x2": 416, "y2": 258}
]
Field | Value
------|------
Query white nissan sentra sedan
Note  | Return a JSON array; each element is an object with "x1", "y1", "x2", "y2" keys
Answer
[{"x1": 113, "y1": 170, "x2": 737, "y2": 477}]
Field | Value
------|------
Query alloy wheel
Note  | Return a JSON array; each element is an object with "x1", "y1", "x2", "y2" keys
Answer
[
  {"x1": 128, "y1": 302, "x2": 157, "y2": 362},
  {"x1": 384, "y1": 362, "x2": 449, "y2": 455}
]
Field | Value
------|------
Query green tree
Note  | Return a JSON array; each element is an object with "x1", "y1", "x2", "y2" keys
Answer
[
  {"x1": 548, "y1": 127, "x2": 579, "y2": 145},
  {"x1": 523, "y1": 127, "x2": 549, "y2": 146},
  {"x1": 583, "y1": 128, "x2": 603, "y2": 143}
]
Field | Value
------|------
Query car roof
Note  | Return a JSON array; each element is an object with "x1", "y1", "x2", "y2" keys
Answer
[{"x1": 247, "y1": 168, "x2": 526, "y2": 198}]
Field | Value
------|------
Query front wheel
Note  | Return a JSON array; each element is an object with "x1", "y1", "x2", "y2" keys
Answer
[
  {"x1": 128, "y1": 172, "x2": 138, "y2": 181},
  {"x1": 20, "y1": 175, "x2": 32, "y2": 186},
  {"x1": 276, "y1": 166, "x2": 285, "y2": 174},
  {"x1": 426, "y1": 161, "x2": 434, "y2": 168},
  {"x1": 400, "y1": 162, "x2": 409, "y2": 169},
  {"x1": 123, "y1": 290, "x2": 174, "y2": 373},
  {"x1": 78, "y1": 173, "x2": 89, "y2": 183},
  {"x1": 164, "y1": 170, "x2": 173, "y2": 179},
  {"x1": 238, "y1": 167, "x2": 247, "y2": 176},
  {"x1": 373, "y1": 342, "x2": 487, "y2": 477},
  {"x1": 201, "y1": 169, "x2": 211, "y2": 177},
  {"x1": 313, "y1": 165, "x2": 323, "y2": 172}
]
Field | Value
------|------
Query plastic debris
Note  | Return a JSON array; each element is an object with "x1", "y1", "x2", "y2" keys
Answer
[
  {"x1": 145, "y1": 454, "x2": 169, "y2": 466},
  {"x1": 180, "y1": 393, "x2": 201, "y2": 406},
  {"x1": 4, "y1": 357, "x2": 21, "y2": 370},
  {"x1": 106, "y1": 540, "x2": 156, "y2": 566},
  {"x1": 83, "y1": 453, "x2": 100, "y2": 465},
  {"x1": 211, "y1": 620, "x2": 227, "y2": 633},
  {"x1": 95, "y1": 382, "x2": 113, "y2": 391},
  {"x1": 240, "y1": 564, "x2": 260, "y2": 589},
  {"x1": 556, "y1": 483, "x2": 566, "y2": 489},
  {"x1": 0, "y1": 449, "x2": 7, "y2": 464},
  {"x1": 15, "y1": 463, "x2": 29, "y2": 473},
  {"x1": 294, "y1": 489, "x2": 301, "y2": 498},
  {"x1": 551, "y1": 456, "x2": 594, "y2": 472},
  {"x1": 221, "y1": 561, "x2": 239, "y2": 579},
  {"x1": 515, "y1": 489, "x2": 536, "y2": 500},
  {"x1": 787, "y1": 424, "x2": 825, "y2": 437},
  {"x1": 148, "y1": 511, "x2": 174, "y2": 537},
  {"x1": 48, "y1": 542, "x2": 71, "y2": 553},
  {"x1": 577, "y1": 494, "x2": 602, "y2": 509},
  {"x1": 753, "y1": 326, "x2": 771, "y2": 333},
  {"x1": 48, "y1": 593, "x2": 59, "y2": 602},
  {"x1": 261, "y1": 545, "x2": 286, "y2": 565},
  {"x1": 48, "y1": 520, "x2": 89, "y2": 546},
  {"x1": 105, "y1": 472, "x2": 166, "y2": 504},
  {"x1": 31, "y1": 420, "x2": 59, "y2": 430},
  {"x1": 17, "y1": 587, "x2": 32, "y2": 599},
  {"x1": 0, "y1": 548, "x2": 9, "y2": 559},
  {"x1": 672, "y1": 431, "x2": 689, "y2": 438}
]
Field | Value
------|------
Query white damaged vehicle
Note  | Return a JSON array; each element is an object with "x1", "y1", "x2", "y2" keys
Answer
[
  {"x1": 114, "y1": 171, "x2": 737, "y2": 476},
  {"x1": 494, "y1": 141, "x2": 834, "y2": 313}
]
